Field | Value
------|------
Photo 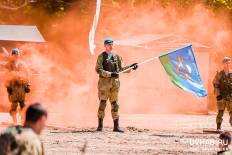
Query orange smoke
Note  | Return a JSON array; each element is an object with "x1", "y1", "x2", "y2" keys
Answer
[{"x1": 1, "y1": 2, "x2": 232, "y2": 127}]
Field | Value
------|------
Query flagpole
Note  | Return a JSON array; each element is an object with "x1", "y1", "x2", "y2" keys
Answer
[
  {"x1": 89, "y1": 0, "x2": 101, "y2": 55},
  {"x1": 119, "y1": 55, "x2": 159, "y2": 74},
  {"x1": 87, "y1": 0, "x2": 101, "y2": 109}
]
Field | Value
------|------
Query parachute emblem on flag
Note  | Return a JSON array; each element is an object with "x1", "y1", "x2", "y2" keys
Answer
[
  {"x1": 176, "y1": 55, "x2": 192, "y2": 81},
  {"x1": 159, "y1": 45, "x2": 207, "y2": 97}
]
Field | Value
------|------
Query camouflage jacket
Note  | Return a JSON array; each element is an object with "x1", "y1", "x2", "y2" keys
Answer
[
  {"x1": 0, "y1": 59, "x2": 29, "y2": 84},
  {"x1": 95, "y1": 51, "x2": 131, "y2": 78},
  {"x1": 217, "y1": 149, "x2": 232, "y2": 155},
  {"x1": 213, "y1": 70, "x2": 232, "y2": 99},
  {"x1": 0, "y1": 126, "x2": 44, "y2": 155}
]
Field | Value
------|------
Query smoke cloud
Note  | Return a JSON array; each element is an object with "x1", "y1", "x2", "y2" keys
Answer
[{"x1": 1, "y1": 2, "x2": 232, "y2": 127}]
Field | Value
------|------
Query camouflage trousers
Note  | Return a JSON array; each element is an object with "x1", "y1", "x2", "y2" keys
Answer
[
  {"x1": 216, "y1": 99, "x2": 232, "y2": 126},
  {"x1": 97, "y1": 87, "x2": 120, "y2": 120},
  {"x1": 9, "y1": 101, "x2": 25, "y2": 116},
  {"x1": 7, "y1": 81, "x2": 27, "y2": 116}
]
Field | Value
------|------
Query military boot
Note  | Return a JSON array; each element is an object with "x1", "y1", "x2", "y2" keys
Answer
[
  {"x1": 113, "y1": 119, "x2": 124, "y2": 133},
  {"x1": 96, "y1": 118, "x2": 103, "y2": 131}
]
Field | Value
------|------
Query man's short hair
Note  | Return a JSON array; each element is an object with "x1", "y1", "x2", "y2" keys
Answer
[
  {"x1": 25, "y1": 103, "x2": 47, "y2": 123},
  {"x1": 222, "y1": 56, "x2": 231, "y2": 63},
  {"x1": 219, "y1": 131, "x2": 231, "y2": 147}
]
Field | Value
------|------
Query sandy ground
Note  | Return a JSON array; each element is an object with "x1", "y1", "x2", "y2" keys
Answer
[{"x1": 1, "y1": 113, "x2": 232, "y2": 155}]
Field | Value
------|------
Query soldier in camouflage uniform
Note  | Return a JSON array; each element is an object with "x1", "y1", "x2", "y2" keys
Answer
[
  {"x1": 0, "y1": 103, "x2": 47, "y2": 155},
  {"x1": 0, "y1": 48, "x2": 30, "y2": 124},
  {"x1": 95, "y1": 39, "x2": 138, "y2": 132},
  {"x1": 213, "y1": 56, "x2": 232, "y2": 130}
]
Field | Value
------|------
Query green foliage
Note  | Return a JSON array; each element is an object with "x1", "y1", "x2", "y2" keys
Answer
[
  {"x1": 1, "y1": 0, "x2": 232, "y2": 23},
  {"x1": 206, "y1": 0, "x2": 232, "y2": 16},
  {"x1": 158, "y1": 0, "x2": 194, "y2": 7},
  {"x1": 207, "y1": 0, "x2": 232, "y2": 10},
  {"x1": 34, "y1": 0, "x2": 65, "y2": 15},
  {"x1": 22, "y1": 0, "x2": 66, "y2": 18}
]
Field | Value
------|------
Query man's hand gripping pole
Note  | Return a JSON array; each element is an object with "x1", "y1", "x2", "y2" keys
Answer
[{"x1": 119, "y1": 56, "x2": 159, "y2": 74}]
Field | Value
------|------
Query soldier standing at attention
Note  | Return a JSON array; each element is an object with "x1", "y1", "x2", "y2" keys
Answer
[
  {"x1": 95, "y1": 39, "x2": 138, "y2": 132},
  {"x1": 213, "y1": 56, "x2": 232, "y2": 130}
]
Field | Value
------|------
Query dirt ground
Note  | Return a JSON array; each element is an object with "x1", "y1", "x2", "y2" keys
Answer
[{"x1": 1, "y1": 113, "x2": 231, "y2": 155}]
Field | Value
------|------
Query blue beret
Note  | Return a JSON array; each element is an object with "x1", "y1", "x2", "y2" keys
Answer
[
  {"x1": 104, "y1": 39, "x2": 113, "y2": 45},
  {"x1": 12, "y1": 48, "x2": 20, "y2": 55}
]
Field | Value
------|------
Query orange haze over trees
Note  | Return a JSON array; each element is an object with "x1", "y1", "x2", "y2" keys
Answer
[{"x1": 0, "y1": 0, "x2": 231, "y2": 127}]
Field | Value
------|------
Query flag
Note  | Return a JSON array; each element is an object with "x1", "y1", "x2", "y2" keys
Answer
[
  {"x1": 159, "y1": 45, "x2": 207, "y2": 97},
  {"x1": 89, "y1": 0, "x2": 101, "y2": 55}
]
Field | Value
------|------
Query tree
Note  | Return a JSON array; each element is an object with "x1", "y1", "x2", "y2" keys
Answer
[{"x1": 206, "y1": 0, "x2": 232, "y2": 16}]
